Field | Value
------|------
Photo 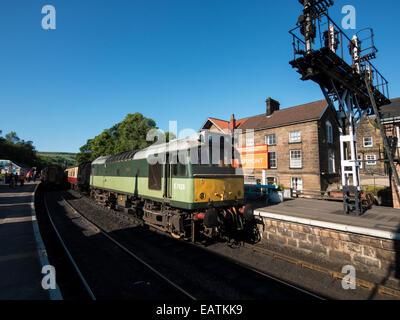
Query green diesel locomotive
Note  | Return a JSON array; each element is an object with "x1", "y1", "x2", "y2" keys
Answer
[{"x1": 89, "y1": 132, "x2": 249, "y2": 240}]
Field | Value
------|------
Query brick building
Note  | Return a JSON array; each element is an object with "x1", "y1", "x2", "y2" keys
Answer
[
  {"x1": 200, "y1": 98, "x2": 341, "y2": 192},
  {"x1": 356, "y1": 116, "x2": 387, "y2": 177},
  {"x1": 381, "y1": 98, "x2": 400, "y2": 153},
  {"x1": 379, "y1": 98, "x2": 400, "y2": 208},
  {"x1": 355, "y1": 98, "x2": 400, "y2": 189}
]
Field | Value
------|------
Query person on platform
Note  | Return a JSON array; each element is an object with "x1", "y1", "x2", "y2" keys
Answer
[{"x1": 9, "y1": 173, "x2": 15, "y2": 188}]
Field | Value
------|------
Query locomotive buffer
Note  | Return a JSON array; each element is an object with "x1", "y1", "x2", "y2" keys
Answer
[{"x1": 289, "y1": 0, "x2": 400, "y2": 215}]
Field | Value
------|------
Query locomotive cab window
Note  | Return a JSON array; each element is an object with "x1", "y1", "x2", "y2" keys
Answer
[
  {"x1": 148, "y1": 163, "x2": 162, "y2": 190},
  {"x1": 219, "y1": 136, "x2": 230, "y2": 167},
  {"x1": 172, "y1": 163, "x2": 187, "y2": 177},
  {"x1": 203, "y1": 135, "x2": 231, "y2": 167}
]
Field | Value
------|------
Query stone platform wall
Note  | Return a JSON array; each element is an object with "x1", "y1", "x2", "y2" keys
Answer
[{"x1": 258, "y1": 216, "x2": 400, "y2": 283}]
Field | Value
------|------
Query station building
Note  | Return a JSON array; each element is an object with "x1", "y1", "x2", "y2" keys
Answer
[
  {"x1": 356, "y1": 117, "x2": 387, "y2": 178},
  {"x1": 380, "y1": 98, "x2": 400, "y2": 158},
  {"x1": 200, "y1": 98, "x2": 341, "y2": 193},
  {"x1": 378, "y1": 98, "x2": 400, "y2": 208},
  {"x1": 355, "y1": 98, "x2": 400, "y2": 188}
]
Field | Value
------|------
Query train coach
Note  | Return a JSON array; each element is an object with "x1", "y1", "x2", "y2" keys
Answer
[
  {"x1": 66, "y1": 162, "x2": 91, "y2": 192},
  {"x1": 65, "y1": 166, "x2": 78, "y2": 189},
  {"x1": 89, "y1": 132, "x2": 252, "y2": 240},
  {"x1": 41, "y1": 165, "x2": 66, "y2": 190}
]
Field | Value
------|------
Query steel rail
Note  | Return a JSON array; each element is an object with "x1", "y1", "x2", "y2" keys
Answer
[
  {"x1": 184, "y1": 241, "x2": 326, "y2": 300},
  {"x1": 60, "y1": 193, "x2": 197, "y2": 301},
  {"x1": 43, "y1": 194, "x2": 96, "y2": 300},
  {"x1": 76, "y1": 191, "x2": 325, "y2": 300}
]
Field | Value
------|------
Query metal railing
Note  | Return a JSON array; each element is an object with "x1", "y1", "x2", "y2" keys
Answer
[{"x1": 289, "y1": 11, "x2": 389, "y2": 100}]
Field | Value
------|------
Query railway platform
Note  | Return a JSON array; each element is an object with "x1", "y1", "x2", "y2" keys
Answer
[
  {"x1": 0, "y1": 182, "x2": 60, "y2": 300},
  {"x1": 254, "y1": 199, "x2": 400, "y2": 292},
  {"x1": 255, "y1": 198, "x2": 400, "y2": 235}
]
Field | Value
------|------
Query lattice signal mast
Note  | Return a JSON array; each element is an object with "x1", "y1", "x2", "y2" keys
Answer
[{"x1": 289, "y1": 0, "x2": 399, "y2": 215}]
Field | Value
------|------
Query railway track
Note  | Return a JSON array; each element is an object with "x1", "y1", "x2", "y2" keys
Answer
[
  {"x1": 61, "y1": 190, "x2": 325, "y2": 300},
  {"x1": 42, "y1": 191, "x2": 195, "y2": 300},
  {"x1": 43, "y1": 194, "x2": 96, "y2": 300},
  {"x1": 83, "y1": 193, "x2": 398, "y2": 300}
]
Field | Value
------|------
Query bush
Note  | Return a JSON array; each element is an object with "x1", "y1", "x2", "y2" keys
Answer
[
  {"x1": 0, "y1": 173, "x2": 10, "y2": 183},
  {"x1": 277, "y1": 184, "x2": 285, "y2": 191}
]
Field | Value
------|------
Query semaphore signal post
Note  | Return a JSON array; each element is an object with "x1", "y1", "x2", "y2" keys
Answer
[{"x1": 289, "y1": 0, "x2": 399, "y2": 215}]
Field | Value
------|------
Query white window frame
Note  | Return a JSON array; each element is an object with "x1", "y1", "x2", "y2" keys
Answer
[
  {"x1": 363, "y1": 137, "x2": 373, "y2": 148},
  {"x1": 328, "y1": 150, "x2": 335, "y2": 173},
  {"x1": 265, "y1": 134, "x2": 276, "y2": 146},
  {"x1": 357, "y1": 154, "x2": 364, "y2": 170},
  {"x1": 268, "y1": 151, "x2": 277, "y2": 169},
  {"x1": 289, "y1": 131, "x2": 302, "y2": 143},
  {"x1": 291, "y1": 177, "x2": 303, "y2": 191},
  {"x1": 366, "y1": 154, "x2": 377, "y2": 166},
  {"x1": 290, "y1": 150, "x2": 302, "y2": 169},
  {"x1": 326, "y1": 121, "x2": 333, "y2": 143}
]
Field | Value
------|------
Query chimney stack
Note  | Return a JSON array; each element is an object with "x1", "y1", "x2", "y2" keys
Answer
[{"x1": 266, "y1": 98, "x2": 280, "y2": 116}]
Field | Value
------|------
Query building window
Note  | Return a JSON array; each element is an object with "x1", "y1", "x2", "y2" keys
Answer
[
  {"x1": 366, "y1": 154, "x2": 377, "y2": 166},
  {"x1": 328, "y1": 150, "x2": 335, "y2": 173},
  {"x1": 265, "y1": 134, "x2": 276, "y2": 146},
  {"x1": 358, "y1": 155, "x2": 364, "y2": 170},
  {"x1": 291, "y1": 177, "x2": 303, "y2": 191},
  {"x1": 268, "y1": 152, "x2": 277, "y2": 169},
  {"x1": 246, "y1": 136, "x2": 254, "y2": 147},
  {"x1": 290, "y1": 150, "x2": 302, "y2": 168},
  {"x1": 289, "y1": 131, "x2": 302, "y2": 143},
  {"x1": 267, "y1": 177, "x2": 277, "y2": 185},
  {"x1": 326, "y1": 121, "x2": 333, "y2": 143},
  {"x1": 363, "y1": 137, "x2": 373, "y2": 148}
]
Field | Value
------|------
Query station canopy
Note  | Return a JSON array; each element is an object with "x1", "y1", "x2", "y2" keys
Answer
[{"x1": 0, "y1": 160, "x2": 22, "y2": 174}]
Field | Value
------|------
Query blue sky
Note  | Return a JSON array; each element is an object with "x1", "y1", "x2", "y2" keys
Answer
[{"x1": 0, "y1": 0, "x2": 399, "y2": 152}]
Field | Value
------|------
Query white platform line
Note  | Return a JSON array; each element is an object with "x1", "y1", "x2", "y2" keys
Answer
[{"x1": 31, "y1": 184, "x2": 63, "y2": 300}]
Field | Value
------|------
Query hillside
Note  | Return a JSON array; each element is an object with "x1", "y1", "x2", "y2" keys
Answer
[{"x1": 37, "y1": 152, "x2": 77, "y2": 168}]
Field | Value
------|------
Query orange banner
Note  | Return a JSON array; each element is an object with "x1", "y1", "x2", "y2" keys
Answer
[{"x1": 233, "y1": 144, "x2": 268, "y2": 170}]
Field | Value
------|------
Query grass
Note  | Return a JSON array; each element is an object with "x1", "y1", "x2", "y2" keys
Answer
[
  {"x1": 37, "y1": 152, "x2": 77, "y2": 168},
  {"x1": 362, "y1": 185, "x2": 387, "y2": 192}
]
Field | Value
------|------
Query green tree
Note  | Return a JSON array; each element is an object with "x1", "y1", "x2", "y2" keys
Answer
[
  {"x1": 0, "y1": 130, "x2": 50, "y2": 170},
  {"x1": 5, "y1": 131, "x2": 20, "y2": 144},
  {"x1": 114, "y1": 113, "x2": 156, "y2": 154},
  {"x1": 76, "y1": 112, "x2": 157, "y2": 163},
  {"x1": 76, "y1": 139, "x2": 94, "y2": 164}
]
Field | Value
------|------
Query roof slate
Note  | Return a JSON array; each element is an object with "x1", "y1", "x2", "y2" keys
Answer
[
  {"x1": 380, "y1": 98, "x2": 400, "y2": 120},
  {"x1": 239, "y1": 100, "x2": 327, "y2": 130},
  {"x1": 203, "y1": 99, "x2": 328, "y2": 132}
]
